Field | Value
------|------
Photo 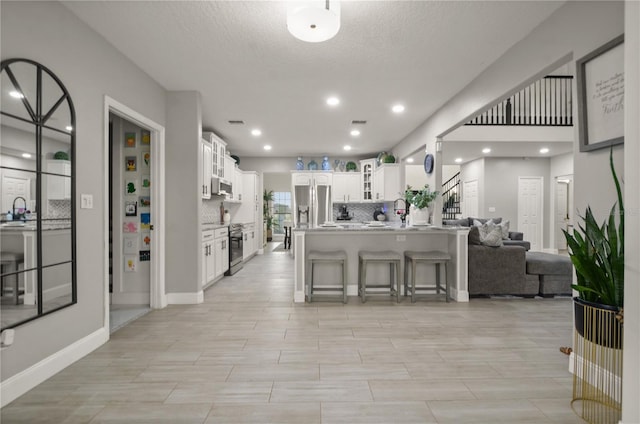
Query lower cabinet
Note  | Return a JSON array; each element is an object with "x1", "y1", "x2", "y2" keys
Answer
[
  {"x1": 201, "y1": 230, "x2": 215, "y2": 288},
  {"x1": 214, "y1": 228, "x2": 229, "y2": 278}
]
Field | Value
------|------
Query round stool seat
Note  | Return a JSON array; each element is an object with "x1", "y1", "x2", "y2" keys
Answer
[
  {"x1": 359, "y1": 251, "x2": 402, "y2": 261},
  {"x1": 404, "y1": 251, "x2": 451, "y2": 261},
  {"x1": 309, "y1": 250, "x2": 347, "y2": 261}
]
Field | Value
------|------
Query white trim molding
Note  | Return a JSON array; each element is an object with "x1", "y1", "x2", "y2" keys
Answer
[{"x1": 166, "y1": 291, "x2": 204, "y2": 305}]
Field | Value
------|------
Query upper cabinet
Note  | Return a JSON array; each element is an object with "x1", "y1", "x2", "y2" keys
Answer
[
  {"x1": 292, "y1": 171, "x2": 332, "y2": 187},
  {"x1": 360, "y1": 159, "x2": 375, "y2": 202},
  {"x1": 203, "y1": 131, "x2": 227, "y2": 180},
  {"x1": 373, "y1": 164, "x2": 401, "y2": 201},
  {"x1": 46, "y1": 159, "x2": 72, "y2": 200},
  {"x1": 332, "y1": 172, "x2": 361, "y2": 203},
  {"x1": 200, "y1": 139, "x2": 212, "y2": 199}
]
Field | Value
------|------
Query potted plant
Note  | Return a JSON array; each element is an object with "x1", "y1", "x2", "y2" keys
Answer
[
  {"x1": 563, "y1": 149, "x2": 624, "y2": 348},
  {"x1": 263, "y1": 189, "x2": 274, "y2": 241},
  {"x1": 404, "y1": 184, "x2": 439, "y2": 225}
]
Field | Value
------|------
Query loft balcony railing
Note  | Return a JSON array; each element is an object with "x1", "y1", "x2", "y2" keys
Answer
[{"x1": 466, "y1": 76, "x2": 573, "y2": 126}]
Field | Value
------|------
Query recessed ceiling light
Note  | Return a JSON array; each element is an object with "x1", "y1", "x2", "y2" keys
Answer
[
  {"x1": 326, "y1": 97, "x2": 340, "y2": 106},
  {"x1": 251, "y1": 129, "x2": 262, "y2": 136},
  {"x1": 350, "y1": 130, "x2": 360, "y2": 137},
  {"x1": 540, "y1": 148, "x2": 549, "y2": 154},
  {"x1": 482, "y1": 148, "x2": 491, "y2": 154},
  {"x1": 9, "y1": 90, "x2": 24, "y2": 99},
  {"x1": 392, "y1": 104, "x2": 405, "y2": 113},
  {"x1": 454, "y1": 158, "x2": 463, "y2": 163},
  {"x1": 343, "y1": 145, "x2": 352, "y2": 151},
  {"x1": 21, "y1": 153, "x2": 32, "y2": 159},
  {"x1": 65, "y1": 125, "x2": 73, "y2": 131},
  {"x1": 263, "y1": 145, "x2": 272, "y2": 151},
  {"x1": 406, "y1": 158, "x2": 414, "y2": 163}
]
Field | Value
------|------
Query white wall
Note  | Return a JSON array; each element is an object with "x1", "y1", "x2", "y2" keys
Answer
[
  {"x1": 1, "y1": 0, "x2": 166, "y2": 386},
  {"x1": 405, "y1": 164, "x2": 427, "y2": 189},
  {"x1": 263, "y1": 173, "x2": 291, "y2": 193}
]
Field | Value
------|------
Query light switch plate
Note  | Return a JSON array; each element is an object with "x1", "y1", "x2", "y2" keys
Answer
[
  {"x1": 488, "y1": 207, "x2": 496, "y2": 212},
  {"x1": 81, "y1": 194, "x2": 93, "y2": 209}
]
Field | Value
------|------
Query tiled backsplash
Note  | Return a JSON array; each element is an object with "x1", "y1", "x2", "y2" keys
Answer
[
  {"x1": 46, "y1": 199, "x2": 71, "y2": 219},
  {"x1": 202, "y1": 198, "x2": 224, "y2": 224},
  {"x1": 332, "y1": 202, "x2": 401, "y2": 223}
]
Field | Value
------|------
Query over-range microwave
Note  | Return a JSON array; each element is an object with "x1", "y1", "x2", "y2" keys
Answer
[{"x1": 212, "y1": 176, "x2": 232, "y2": 196}]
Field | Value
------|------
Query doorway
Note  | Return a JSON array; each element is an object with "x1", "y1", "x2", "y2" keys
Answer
[
  {"x1": 518, "y1": 176, "x2": 544, "y2": 251},
  {"x1": 462, "y1": 180, "x2": 479, "y2": 218},
  {"x1": 554, "y1": 175, "x2": 573, "y2": 253},
  {"x1": 104, "y1": 97, "x2": 166, "y2": 334}
]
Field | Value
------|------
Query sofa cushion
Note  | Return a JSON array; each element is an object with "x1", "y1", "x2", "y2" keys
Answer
[
  {"x1": 443, "y1": 218, "x2": 470, "y2": 227},
  {"x1": 503, "y1": 240, "x2": 531, "y2": 251},
  {"x1": 498, "y1": 220, "x2": 510, "y2": 239},
  {"x1": 526, "y1": 251, "x2": 572, "y2": 275},
  {"x1": 480, "y1": 225, "x2": 503, "y2": 247},
  {"x1": 470, "y1": 217, "x2": 502, "y2": 226},
  {"x1": 468, "y1": 226, "x2": 482, "y2": 245}
]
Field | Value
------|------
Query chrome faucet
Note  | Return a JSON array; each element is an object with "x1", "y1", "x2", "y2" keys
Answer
[
  {"x1": 393, "y1": 198, "x2": 408, "y2": 225},
  {"x1": 12, "y1": 196, "x2": 27, "y2": 220}
]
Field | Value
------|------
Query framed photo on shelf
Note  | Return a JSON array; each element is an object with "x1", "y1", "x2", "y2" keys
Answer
[
  {"x1": 141, "y1": 129, "x2": 151, "y2": 145},
  {"x1": 125, "y1": 200, "x2": 137, "y2": 217},
  {"x1": 577, "y1": 35, "x2": 624, "y2": 152},
  {"x1": 140, "y1": 212, "x2": 151, "y2": 230},
  {"x1": 141, "y1": 232, "x2": 151, "y2": 249},
  {"x1": 124, "y1": 132, "x2": 136, "y2": 148},
  {"x1": 141, "y1": 175, "x2": 151, "y2": 189},
  {"x1": 123, "y1": 236, "x2": 138, "y2": 254},
  {"x1": 124, "y1": 255, "x2": 137, "y2": 272},
  {"x1": 139, "y1": 196, "x2": 151, "y2": 208},
  {"x1": 141, "y1": 151, "x2": 151, "y2": 170},
  {"x1": 125, "y1": 155, "x2": 137, "y2": 172},
  {"x1": 125, "y1": 179, "x2": 138, "y2": 196},
  {"x1": 123, "y1": 221, "x2": 138, "y2": 233}
]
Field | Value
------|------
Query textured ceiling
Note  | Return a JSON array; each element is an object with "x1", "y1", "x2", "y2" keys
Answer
[{"x1": 62, "y1": 1, "x2": 565, "y2": 159}]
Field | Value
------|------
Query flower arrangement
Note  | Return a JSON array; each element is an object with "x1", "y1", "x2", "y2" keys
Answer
[{"x1": 404, "y1": 184, "x2": 439, "y2": 210}]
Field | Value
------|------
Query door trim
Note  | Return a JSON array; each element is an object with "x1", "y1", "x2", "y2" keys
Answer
[{"x1": 103, "y1": 96, "x2": 166, "y2": 336}]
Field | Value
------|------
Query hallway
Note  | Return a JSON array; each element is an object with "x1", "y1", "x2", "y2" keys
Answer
[{"x1": 1, "y1": 246, "x2": 580, "y2": 423}]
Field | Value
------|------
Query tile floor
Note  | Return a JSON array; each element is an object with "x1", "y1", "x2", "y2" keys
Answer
[{"x1": 1, "y1": 244, "x2": 584, "y2": 423}]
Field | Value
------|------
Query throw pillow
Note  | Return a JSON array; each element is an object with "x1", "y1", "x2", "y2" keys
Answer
[
  {"x1": 498, "y1": 220, "x2": 510, "y2": 239},
  {"x1": 468, "y1": 226, "x2": 482, "y2": 245},
  {"x1": 471, "y1": 217, "x2": 502, "y2": 225},
  {"x1": 477, "y1": 221, "x2": 495, "y2": 240},
  {"x1": 481, "y1": 226, "x2": 504, "y2": 247}
]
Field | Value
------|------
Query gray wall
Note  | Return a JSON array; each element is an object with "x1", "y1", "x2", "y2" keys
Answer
[{"x1": 1, "y1": 0, "x2": 166, "y2": 381}]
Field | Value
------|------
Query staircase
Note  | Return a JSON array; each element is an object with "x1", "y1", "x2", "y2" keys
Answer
[{"x1": 442, "y1": 172, "x2": 461, "y2": 220}]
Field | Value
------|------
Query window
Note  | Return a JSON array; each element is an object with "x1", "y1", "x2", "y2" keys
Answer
[
  {"x1": 1, "y1": 58, "x2": 77, "y2": 330},
  {"x1": 272, "y1": 191, "x2": 292, "y2": 235}
]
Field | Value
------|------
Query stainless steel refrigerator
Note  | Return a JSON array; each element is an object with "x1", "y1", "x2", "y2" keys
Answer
[{"x1": 292, "y1": 173, "x2": 332, "y2": 228}]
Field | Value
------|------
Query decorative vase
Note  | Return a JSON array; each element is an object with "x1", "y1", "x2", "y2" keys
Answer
[
  {"x1": 296, "y1": 157, "x2": 304, "y2": 170},
  {"x1": 224, "y1": 210, "x2": 231, "y2": 225},
  {"x1": 308, "y1": 160, "x2": 318, "y2": 171},
  {"x1": 321, "y1": 156, "x2": 330, "y2": 171},
  {"x1": 334, "y1": 159, "x2": 340, "y2": 170},
  {"x1": 409, "y1": 205, "x2": 430, "y2": 225}
]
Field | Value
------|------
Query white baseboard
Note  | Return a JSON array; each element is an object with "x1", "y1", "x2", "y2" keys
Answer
[
  {"x1": 166, "y1": 291, "x2": 204, "y2": 304},
  {"x1": 110, "y1": 292, "x2": 151, "y2": 305},
  {"x1": 0, "y1": 327, "x2": 108, "y2": 408},
  {"x1": 293, "y1": 291, "x2": 305, "y2": 303}
]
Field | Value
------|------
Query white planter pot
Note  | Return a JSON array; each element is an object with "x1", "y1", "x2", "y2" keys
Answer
[{"x1": 409, "y1": 205, "x2": 430, "y2": 225}]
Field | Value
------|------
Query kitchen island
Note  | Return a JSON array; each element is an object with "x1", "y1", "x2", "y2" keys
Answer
[{"x1": 292, "y1": 224, "x2": 470, "y2": 303}]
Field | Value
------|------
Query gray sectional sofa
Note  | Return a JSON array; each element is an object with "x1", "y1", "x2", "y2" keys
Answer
[{"x1": 443, "y1": 217, "x2": 530, "y2": 250}]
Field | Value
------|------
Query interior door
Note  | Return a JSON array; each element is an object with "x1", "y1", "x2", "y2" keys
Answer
[
  {"x1": 518, "y1": 176, "x2": 544, "y2": 251},
  {"x1": 462, "y1": 180, "x2": 478, "y2": 218},
  {"x1": 2, "y1": 175, "x2": 31, "y2": 214},
  {"x1": 555, "y1": 179, "x2": 570, "y2": 250}
]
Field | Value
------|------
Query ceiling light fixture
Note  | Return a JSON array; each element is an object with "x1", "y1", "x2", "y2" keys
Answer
[
  {"x1": 406, "y1": 158, "x2": 414, "y2": 163},
  {"x1": 22, "y1": 153, "x2": 32, "y2": 159},
  {"x1": 66, "y1": 125, "x2": 73, "y2": 131},
  {"x1": 482, "y1": 148, "x2": 491, "y2": 154},
  {"x1": 287, "y1": 0, "x2": 341, "y2": 43},
  {"x1": 540, "y1": 147, "x2": 549, "y2": 154},
  {"x1": 326, "y1": 97, "x2": 340, "y2": 106},
  {"x1": 251, "y1": 129, "x2": 262, "y2": 136},
  {"x1": 9, "y1": 90, "x2": 24, "y2": 99},
  {"x1": 264, "y1": 145, "x2": 272, "y2": 151},
  {"x1": 392, "y1": 104, "x2": 405, "y2": 114},
  {"x1": 343, "y1": 145, "x2": 351, "y2": 151},
  {"x1": 454, "y1": 158, "x2": 463, "y2": 163},
  {"x1": 350, "y1": 129, "x2": 360, "y2": 137}
]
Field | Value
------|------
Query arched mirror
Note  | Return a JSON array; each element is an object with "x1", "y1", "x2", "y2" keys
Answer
[{"x1": 1, "y1": 58, "x2": 76, "y2": 330}]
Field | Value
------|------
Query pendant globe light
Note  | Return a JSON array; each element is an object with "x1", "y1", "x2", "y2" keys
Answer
[{"x1": 287, "y1": 0, "x2": 341, "y2": 43}]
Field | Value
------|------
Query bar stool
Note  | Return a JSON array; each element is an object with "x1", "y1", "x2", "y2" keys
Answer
[
  {"x1": 307, "y1": 250, "x2": 348, "y2": 303},
  {"x1": 1, "y1": 251, "x2": 25, "y2": 305},
  {"x1": 403, "y1": 250, "x2": 451, "y2": 302},
  {"x1": 283, "y1": 220, "x2": 292, "y2": 250},
  {"x1": 358, "y1": 251, "x2": 402, "y2": 303}
]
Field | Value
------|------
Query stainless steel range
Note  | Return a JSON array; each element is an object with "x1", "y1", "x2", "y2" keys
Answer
[{"x1": 226, "y1": 223, "x2": 243, "y2": 275}]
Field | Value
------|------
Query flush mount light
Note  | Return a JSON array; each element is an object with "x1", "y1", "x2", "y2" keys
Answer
[
  {"x1": 65, "y1": 125, "x2": 73, "y2": 131},
  {"x1": 540, "y1": 148, "x2": 550, "y2": 154},
  {"x1": 392, "y1": 104, "x2": 405, "y2": 114},
  {"x1": 482, "y1": 148, "x2": 491, "y2": 154},
  {"x1": 454, "y1": 158, "x2": 463, "y2": 163},
  {"x1": 264, "y1": 145, "x2": 272, "y2": 151},
  {"x1": 326, "y1": 97, "x2": 340, "y2": 106},
  {"x1": 22, "y1": 153, "x2": 32, "y2": 159},
  {"x1": 350, "y1": 129, "x2": 360, "y2": 137},
  {"x1": 9, "y1": 90, "x2": 24, "y2": 99},
  {"x1": 287, "y1": 0, "x2": 341, "y2": 43},
  {"x1": 406, "y1": 158, "x2": 415, "y2": 163},
  {"x1": 251, "y1": 129, "x2": 262, "y2": 136},
  {"x1": 343, "y1": 145, "x2": 351, "y2": 151}
]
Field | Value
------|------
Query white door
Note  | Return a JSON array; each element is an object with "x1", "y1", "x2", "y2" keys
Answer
[
  {"x1": 462, "y1": 180, "x2": 478, "y2": 218},
  {"x1": 555, "y1": 179, "x2": 570, "y2": 250},
  {"x1": 518, "y1": 177, "x2": 544, "y2": 251},
  {"x1": 2, "y1": 175, "x2": 31, "y2": 214}
]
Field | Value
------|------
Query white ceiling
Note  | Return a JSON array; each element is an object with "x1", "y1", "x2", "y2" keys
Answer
[{"x1": 62, "y1": 0, "x2": 566, "y2": 160}]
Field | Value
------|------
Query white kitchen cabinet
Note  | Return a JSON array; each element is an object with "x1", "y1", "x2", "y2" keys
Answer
[
  {"x1": 243, "y1": 223, "x2": 255, "y2": 259},
  {"x1": 46, "y1": 160, "x2": 71, "y2": 200},
  {"x1": 233, "y1": 166, "x2": 243, "y2": 202},
  {"x1": 201, "y1": 230, "x2": 215, "y2": 288},
  {"x1": 214, "y1": 227, "x2": 229, "y2": 278},
  {"x1": 234, "y1": 171, "x2": 257, "y2": 224},
  {"x1": 360, "y1": 159, "x2": 375, "y2": 202},
  {"x1": 291, "y1": 172, "x2": 333, "y2": 186},
  {"x1": 332, "y1": 172, "x2": 361, "y2": 203},
  {"x1": 201, "y1": 140, "x2": 212, "y2": 199},
  {"x1": 223, "y1": 156, "x2": 241, "y2": 202},
  {"x1": 203, "y1": 131, "x2": 227, "y2": 180},
  {"x1": 373, "y1": 163, "x2": 401, "y2": 201}
]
